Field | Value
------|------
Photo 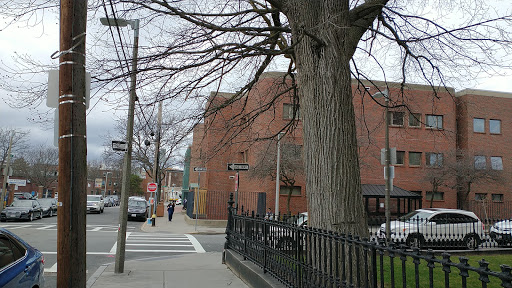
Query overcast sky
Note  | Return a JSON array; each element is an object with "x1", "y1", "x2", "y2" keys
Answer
[{"x1": 1, "y1": 4, "x2": 512, "y2": 163}]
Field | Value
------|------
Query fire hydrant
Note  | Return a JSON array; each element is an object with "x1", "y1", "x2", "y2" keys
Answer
[{"x1": 151, "y1": 214, "x2": 156, "y2": 226}]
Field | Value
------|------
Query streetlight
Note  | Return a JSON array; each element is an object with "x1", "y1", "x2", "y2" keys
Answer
[
  {"x1": 275, "y1": 132, "x2": 285, "y2": 218},
  {"x1": 104, "y1": 171, "x2": 112, "y2": 197},
  {"x1": 371, "y1": 89, "x2": 394, "y2": 240},
  {"x1": 100, "y1": 16, "x2": 139, "y2": 274}
]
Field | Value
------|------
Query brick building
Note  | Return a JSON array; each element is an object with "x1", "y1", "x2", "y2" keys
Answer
[{"x1": 188, "y1": 72, "x2": 512, "y2": 220}]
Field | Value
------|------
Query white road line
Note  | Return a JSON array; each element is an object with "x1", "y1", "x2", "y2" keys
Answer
[
  {"x1": 44, "y1": 262, "x2": 58, "y2": 273},
  {"x1": 109, "y1": 231, "x2": 131, "y2": 254},
  {"x1": 42, "y1": 250, "x2": 197, "y2": 254},
  {"x1": 37, "y1": 225, "x2": 55, "y2": 230},
  {"x1": 127, "y1": 240, "x2": 190, "y2": 243},
  {"x1": 125, "y1": 249, "x2": 197, "y2": 253},
  {"x1": 185, "y1": 234, "x2": 206, "y2": 253},
  {"x1": 90, "y1": 227, "x2": 102, "y2": 231},
  {"x1": 126, "y1": 243, "x2": 193, "y2": 247}
]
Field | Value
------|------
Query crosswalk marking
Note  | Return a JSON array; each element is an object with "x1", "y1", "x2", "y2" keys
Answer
[
  {"x1": 107, "y1": 232, "x2": 205, "y2": 254},
  {"x1": 0, "y1": 223, "x2": 135, "y2": 232}
]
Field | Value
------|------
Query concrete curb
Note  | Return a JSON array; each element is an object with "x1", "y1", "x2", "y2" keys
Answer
[
  {"x1": 86, "y1": 264, "x2": 108, "y2": 288},
  {"x1": 224, "y1": 249, "x2": 285, "y2": 288}
]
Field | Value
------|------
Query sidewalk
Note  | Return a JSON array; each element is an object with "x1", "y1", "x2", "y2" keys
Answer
[{"x1": 86, "y1": 203, "x2": 248, "y2": 288}]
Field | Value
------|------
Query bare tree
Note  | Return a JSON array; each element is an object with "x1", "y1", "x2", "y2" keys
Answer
[
  {"x1": 2, "y1": 2, "x2": 512, "y2": 284},
  {"x1": 423, "y1": 149, "x2": 503, "y2": 210},
  {"x1": 451, "y1": 149, "x2": 503, "y2": 210},
  {"x1": 251, "y1": 141, "x2": 304, "y2": 214},
  {"x1": 0, "y1": 128, "x2": 29, "y2": 169},
  {"x1": 23, "y1": 145, "x2": 58, "y2": 190}
]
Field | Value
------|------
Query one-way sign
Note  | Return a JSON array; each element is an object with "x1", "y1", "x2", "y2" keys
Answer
[{"x1": 227, "y1": 163, "x2": 249, "y2": 171}]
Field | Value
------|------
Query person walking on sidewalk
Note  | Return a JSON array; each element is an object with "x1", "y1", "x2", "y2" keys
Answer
[{"x1": 167, "y1": 202, "x2": 175, "y2": 221}]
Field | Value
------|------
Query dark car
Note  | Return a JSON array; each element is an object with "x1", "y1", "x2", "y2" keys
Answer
[
  {"x1": 0, "y1": 200, "x2": 43, "y2": 222},
  {"x1": 0, "y1": 228, "x2": 45, "y2": 288},
  {"x1": 37, "y1": 198, "x2": 58, "y2": 217},
  {"x1": 127, "y1": 199, "x2": 148, "y2": 221}
]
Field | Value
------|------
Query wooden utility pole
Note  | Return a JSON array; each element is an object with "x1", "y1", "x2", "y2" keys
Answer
[{"x1": 57, "y1": 1, "x2": 88, "y2": 287}]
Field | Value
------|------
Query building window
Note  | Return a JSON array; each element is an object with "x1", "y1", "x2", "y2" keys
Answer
[
  {"x1": 240, "y1": 149, "x2": 249, "y2": 163},
  {"x1": 388, "y1": 111, "x2": 404, "y2": 126},
  {"x1": 409, "y1": 152, "x2": 422, "y2": 166},
  {"x1": 491, "y1": 156, "x2": 503, "y2": 170},
  {"x1": 409, "y1": 113, "x2": 421, "y2": 127},
  {"x1": 279, "y1": 186, "x2": 302, "y2": 196},
  {"x1": 473, "y1": 118, "x2": 485, "y2": 133},
  {"x1": 426, "y1": 191, "x2": 444, "y2": 201},
  {"x1": 426, "y1": 115, "x2": 443, "y2": 129},
  {"x1": 490, "y1": 119, "x2": 501, "y2": 134},
  {"x1": 426, "y1": 152, "x2": 443, "y2": 167},
  {"x1": 474, "y1": 156, "x2": 486, "y2": 170},
  {"x1": 396, "y1": 151, "x2": 405, "y2": 165},
  {"x1": 475, "y1": 193, "x2": 487, "y2": 201},
  {"x1": 492, "y1": 194, "x2": 504, "y2": 202},
  {"x1": 283, "y1": 103, "x2": 300, "y2": 120}
]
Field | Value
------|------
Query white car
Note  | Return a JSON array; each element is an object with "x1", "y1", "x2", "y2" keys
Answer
[
  {"x1": 379, "y1": 208, "x2": 484, "y2": 249},
  {"x1": 86, "y1": 195, "x2": 105, "y2": 214},
  {"x1": 490, "y1": 219, "x2": 512, "y2": 246}
]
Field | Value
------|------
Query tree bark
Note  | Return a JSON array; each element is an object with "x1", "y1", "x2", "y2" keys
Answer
[{"x1": 283, "y1": 0, "x2": 370, "y2": 238}]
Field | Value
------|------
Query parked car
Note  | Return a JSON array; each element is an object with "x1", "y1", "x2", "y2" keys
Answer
[
  {"x1": 86, "y1": 195, "x2": 105, "y2": 214},
  {"x1": 378, "y1": 208, "x2": 484, "y2": 249},
  {"x1": 175, "y1": 198, "x2": 182, "y2": 205},
  {"x1": 0, "y1": 228, "x2": 45, "y2": 288},
  {"x1": 37, "y1": 198, "x2": 58, "y2": 217},
  {"x1": 0, "y1": 200, "x2": 43, "y2": 222},
  {"x1": 490, "y1": 219, "x2": 512, "y2": 246},
  {"x1": 13, "y1": 192, "x2": 34, "y2": 200},
  {"x1": 274, "y1": 212, "x2": 308, "y2": 250},
  {"x1": 127, "y1": 199, "x2": 148, "y2": 221}
]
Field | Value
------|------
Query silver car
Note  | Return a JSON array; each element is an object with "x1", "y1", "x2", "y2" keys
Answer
[
  {"x1": 379, "y1": 208, "x2": 484, "y2": 249},
  {"x1": 86, "y1": 195, "x2": 105, "y2": 214}
]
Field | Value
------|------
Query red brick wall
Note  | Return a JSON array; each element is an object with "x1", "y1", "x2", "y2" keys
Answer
[{"x1": 189, "y1": 73, "x2": 512, "y2": 219}]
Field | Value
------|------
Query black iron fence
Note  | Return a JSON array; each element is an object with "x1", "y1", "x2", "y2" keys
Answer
[{"x1": 225, "y1": 195, "x2": 512, "y2": 288}]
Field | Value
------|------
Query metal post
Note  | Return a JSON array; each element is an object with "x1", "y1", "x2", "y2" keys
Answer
[
  {"x1": 275, "y1": 132, "x2": 284, "y2": 217},
  {"x1": 195, "y1": 171, "x2": 200, "y2": 230},
  {"x1": 0, "y1": 131, "x2": 14, "y2": 212},
  {"x1": 112, "y1": 18, "x2": 139, "y2": 274},
  {"x1": 152, "y1": 100, "x2": 163, "y2": 215},
  {"x1": 384, "y1": 97, "x2": 391, "y2": 240}
]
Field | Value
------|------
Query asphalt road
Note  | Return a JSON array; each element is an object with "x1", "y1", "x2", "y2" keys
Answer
[{"x1": 0, "y1": 205, "x2": 223, "y2": 288}]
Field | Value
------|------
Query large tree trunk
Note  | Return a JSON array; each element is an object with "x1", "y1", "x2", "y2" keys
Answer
[{"x1": 284, "y1": 0, "x2": 369, "y2": 238}]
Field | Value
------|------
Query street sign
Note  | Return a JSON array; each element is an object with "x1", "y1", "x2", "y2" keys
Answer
[
  {"x1": 112, "y1": 141, "x2": 128, "y2": 151},
  {"x1": 193, "y1": 167, "x2": 207, "y2": 172},
  {"x1": 147, "y1": 182, "x2": 158, "y2": 192},
  {"x1": 227, "y1": 163, "x2": 249, "y2": 171}
]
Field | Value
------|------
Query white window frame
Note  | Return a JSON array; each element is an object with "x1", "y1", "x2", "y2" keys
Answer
[
  {"x1": 491, "y1": 156, "x2": 503, "y2": 170},
  {"x1": 474, "y1": 155, "x2": 486, "y2": 170},
  {"x1": 409, "y1": 113, "x2": 421, "y2": 127},
  {"x1": 490, "y1": 119, "x2": 501, "y2": 134},
  {"x1": 426, "y1": 115, "x2": 443, "y2": 129},
  {"x1": 473, "y1": 118, "x2": 485, "y2": 133}
]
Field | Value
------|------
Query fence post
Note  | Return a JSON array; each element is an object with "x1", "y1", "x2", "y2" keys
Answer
[{"x1": 222, "y1": 192, "x2": 235, "y2": 264}]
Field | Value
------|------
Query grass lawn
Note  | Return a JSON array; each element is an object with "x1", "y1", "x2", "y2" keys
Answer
[{"x1": 377, "y1": 252, "x2": 512, "y2": 288}]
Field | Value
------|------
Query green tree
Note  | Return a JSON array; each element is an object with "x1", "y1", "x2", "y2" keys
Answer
[{"x1": 130, "y1": 174, "x2": 144, "y2": 196}]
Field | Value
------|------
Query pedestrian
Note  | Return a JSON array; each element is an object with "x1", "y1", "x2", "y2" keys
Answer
[
  {"x1": 183, "y1": 198, "x2": 187, "y2": 210},
  {"x1": 167, "y1": 202, "x2": 175, "y2": 221}
]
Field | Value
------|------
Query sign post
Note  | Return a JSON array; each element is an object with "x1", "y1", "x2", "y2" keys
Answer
[
  {"x1": 227, "y1": 163, "x2": 249, "y2": 209},
  {"x1": 193, "y1": 167, "x2": 206, "y2": 230}
]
